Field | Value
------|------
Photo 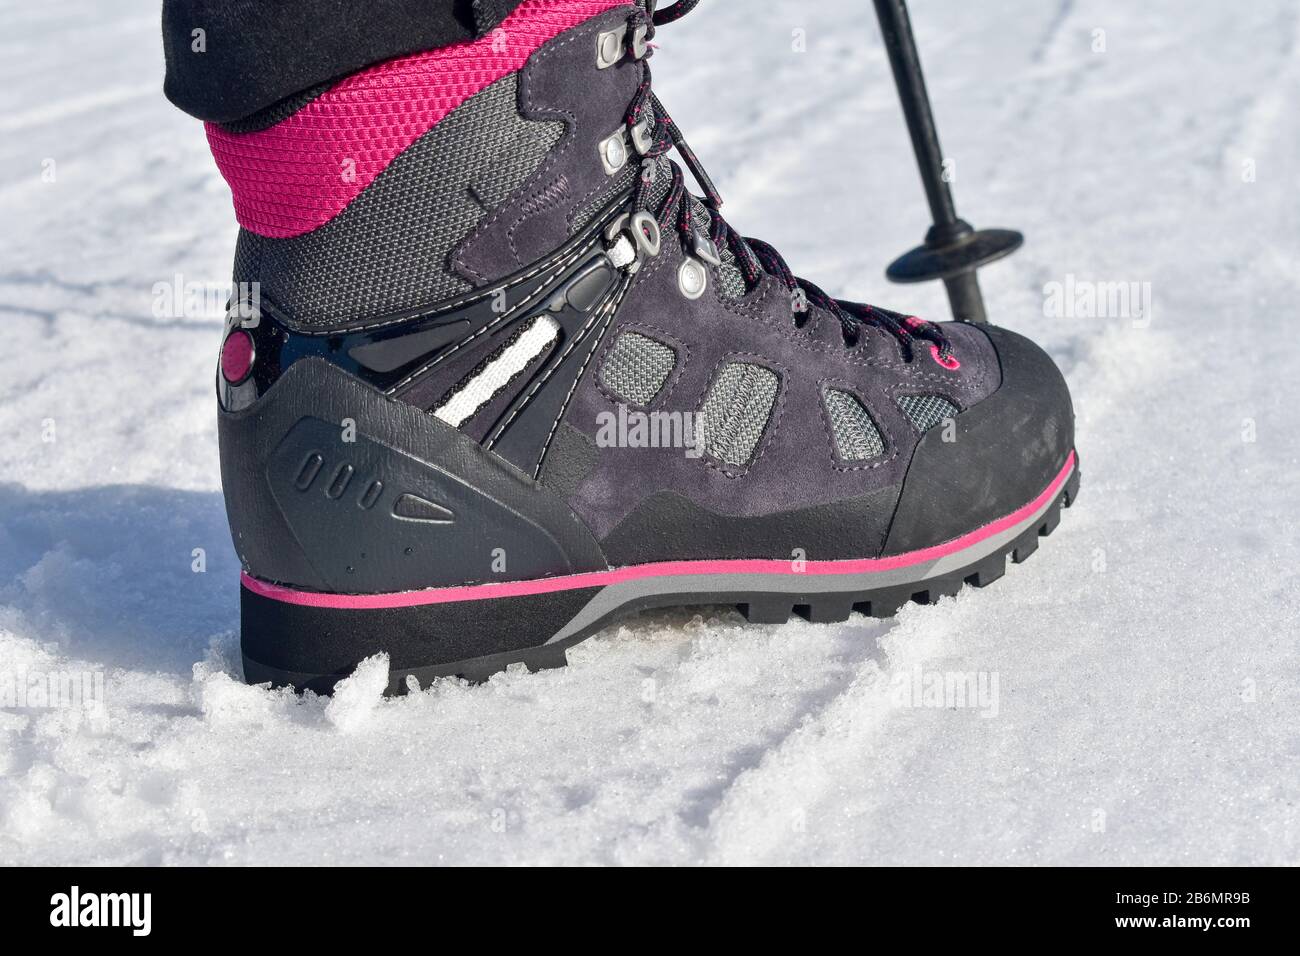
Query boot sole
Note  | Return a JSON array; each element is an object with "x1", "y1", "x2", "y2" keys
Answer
[{"x1": 241, "y1": 451, "x2": 1079, "y2": 693}]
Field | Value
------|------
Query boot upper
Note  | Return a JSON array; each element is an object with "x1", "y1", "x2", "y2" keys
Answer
[{"x1": 212, "y1": 0, "x2": 1075, "y2": 584}]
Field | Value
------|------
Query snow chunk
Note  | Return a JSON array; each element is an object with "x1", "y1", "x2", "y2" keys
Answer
[{"x1": 324, "y1": 654, "x2": 390, "y2": 733}]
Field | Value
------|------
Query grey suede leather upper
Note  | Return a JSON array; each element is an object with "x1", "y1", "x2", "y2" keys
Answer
[
  {"x1": 438, "y1": 5, "x2": 1064, "y2": 561},
  {"x1": 561, "y1": 235, "x2": 1003, "y2": 549}
]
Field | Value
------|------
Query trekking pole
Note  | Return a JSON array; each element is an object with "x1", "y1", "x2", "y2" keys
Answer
[{"x1": 872, "y1": 0, "x2": 1022, "y2": 324}]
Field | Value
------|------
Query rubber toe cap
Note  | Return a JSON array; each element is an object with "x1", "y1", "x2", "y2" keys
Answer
[{"x1": 882, "y1": 325, "x2": 1075, "y2": 555}]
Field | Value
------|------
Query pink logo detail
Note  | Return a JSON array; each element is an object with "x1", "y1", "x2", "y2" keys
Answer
[
  {"x1": 930, "y1": 344, "x2": 960, "y2": 370},
  {"x1": 221, "y1": 329, "x2": 255, "y2": 383}
]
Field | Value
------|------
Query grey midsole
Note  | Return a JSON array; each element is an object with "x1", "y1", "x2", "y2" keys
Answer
[{"x1": 545, "y1": 462, "x2": 1071, "y2": 644}]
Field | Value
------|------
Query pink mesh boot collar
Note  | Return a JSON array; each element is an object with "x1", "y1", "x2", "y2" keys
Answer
[{"x1": 206, "y1": 0, "x2": 628, "y2": 239}]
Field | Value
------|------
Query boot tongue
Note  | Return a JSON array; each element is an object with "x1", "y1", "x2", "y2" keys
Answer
[{"x1": 640, "y1": 149, "x2": 751, "y2": 302}]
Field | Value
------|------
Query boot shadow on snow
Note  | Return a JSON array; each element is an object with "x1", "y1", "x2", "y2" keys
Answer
[{"x1": 0, "y1": 482, "x2": 238, "y2": 675}]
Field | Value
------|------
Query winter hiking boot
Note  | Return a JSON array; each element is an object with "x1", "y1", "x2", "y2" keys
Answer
[{"x1": 208, "y1": 0, "x2": 1078, "y2": 693}]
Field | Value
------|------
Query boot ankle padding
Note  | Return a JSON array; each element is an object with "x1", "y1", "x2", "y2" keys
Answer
[
  {"x1": 232, "y1": 75, "x2": 562, "y2": 329},
  {"x1": 204, "y1": 0, "x2": 626, "y2": 237}
]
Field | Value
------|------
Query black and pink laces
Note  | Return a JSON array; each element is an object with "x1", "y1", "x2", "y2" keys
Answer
[{"x1": 619, "y1": 0, "x2": 957, "y2": 367}]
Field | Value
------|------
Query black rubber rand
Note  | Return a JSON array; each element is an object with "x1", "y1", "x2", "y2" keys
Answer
[{"x1": 241, "y1": 463, "x2": 1080, "y2": 695}]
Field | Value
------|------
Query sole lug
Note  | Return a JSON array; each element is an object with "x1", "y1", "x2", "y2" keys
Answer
[
  {"x1": 862, "y1": 589, "x2": 909, "y2": 619},
  {"x1": 1011, "y1": 529, "x2": 1040, "y2": 563},
  {"x1": 795, "y1": 596, "x2": 856, "y2": 624},
  {"x1": 740, "y1": 598, "x2": 792, "y2": 624},
  {"x1": 965, "y1": 553, "x2": 1007, "y2": 588}
]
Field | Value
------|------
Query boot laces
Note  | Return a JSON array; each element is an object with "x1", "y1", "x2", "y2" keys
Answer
[{"x1": 620, "y1": 1, "x2": 954, "y2": 362}]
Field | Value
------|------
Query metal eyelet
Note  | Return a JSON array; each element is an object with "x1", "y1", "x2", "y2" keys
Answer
[
  {"x1": 630, "y1": 117, "x2": 654, "y2": 156},
  {"x1": 678, "y1": 258, "x2": 708, "y2": 300},
  {"x1": 630, "y1": 24, "x2": 650, "y2": 60},
  {"x1": 630, "y1": 212, "x2": 662, "y2": 258},
  {"x1": 598, "y1": 129, "x2": 629, "y2": 174},
  {"x1": 604, "y1": 212, "x2": 662, "y2": 273},
  {"x1": 596, "y1": 26, "x2": 627, "y2": 69},
  {"x1": 692, "y1": 232, "x2": 722, "y2": 267}
]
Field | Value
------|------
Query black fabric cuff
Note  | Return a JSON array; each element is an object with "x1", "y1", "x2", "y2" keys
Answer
[{"x1": 162, "y1": 0, "x2": 529, "y2": 124}]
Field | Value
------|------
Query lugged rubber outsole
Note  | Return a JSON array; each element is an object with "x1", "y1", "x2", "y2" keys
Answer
[{"x1": 241, "y1": 455, "x2": 1080, "y2": 694}]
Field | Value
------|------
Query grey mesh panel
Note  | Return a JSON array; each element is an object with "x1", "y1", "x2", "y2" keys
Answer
[
  {"x1": 600, "y1": 331, "x2": 676, "y2": 406},
  {"x1": 824, "y1": 389, "x2": 885, "y2": 461},
  {"x1": 689, "y1": 196, "x2": 711, "y2": 234},
  {"x1": 235, "y1": 75, "x2": 563, "y2": 330},
  {"x1": 716, "y1": 257, "x2": 747, "y2": 300},
  {"x1": 573, "y1": 162, "x2": 637, "y2": 230},
  {"x1": 470, "y1": 118, "x2": 563, "y2": 209},
  {"x1": 699, "y1": 362, "x2": 779, "y2": 467},
  {"x1": 898, "y1": 394, "x2": 959, "y2": 433}
]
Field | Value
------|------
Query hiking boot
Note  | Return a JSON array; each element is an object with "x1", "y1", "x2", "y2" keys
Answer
[{"x1": 205, "y1": 0, "x2": 1078, "y2": 692}]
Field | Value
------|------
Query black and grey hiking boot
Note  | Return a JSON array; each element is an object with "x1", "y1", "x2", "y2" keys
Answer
[{"x1": 204, "y1": 0, "x2": 1078, "y2": 692}]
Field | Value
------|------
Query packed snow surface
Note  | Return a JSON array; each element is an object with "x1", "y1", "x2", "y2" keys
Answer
[{"x1": 1, "y1": 0, "x2": 1297, "y2": 865}]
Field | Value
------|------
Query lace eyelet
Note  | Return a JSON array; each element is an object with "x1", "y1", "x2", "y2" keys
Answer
[
  {"x1": 930, "y1": 344, "x2": 960, "y2": 370},
  {"x1": 677, "y1": 258, "x2": 707, "y2": 300}
]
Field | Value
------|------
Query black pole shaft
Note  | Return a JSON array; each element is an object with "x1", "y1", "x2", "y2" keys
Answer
[
  {"x1": 873, "y1": 0, "x2": 958, "y2": 229},
  {"x1": 943, "y1": 271, "x2": 986, "y2": 325}
]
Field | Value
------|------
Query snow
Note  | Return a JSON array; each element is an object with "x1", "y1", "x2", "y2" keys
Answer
[{"x1": 1, "y1": 0, "x2": 1298, "y2": 865}]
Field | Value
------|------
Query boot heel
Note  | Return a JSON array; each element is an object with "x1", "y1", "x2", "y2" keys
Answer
[{"x1": 239, "y1": 576, "x2": 600, "y2": 694}]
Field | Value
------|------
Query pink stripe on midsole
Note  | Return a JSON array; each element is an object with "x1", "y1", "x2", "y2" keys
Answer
[{"x1": 241, "y1": 451, "x2": 1076, "y2": 611}]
